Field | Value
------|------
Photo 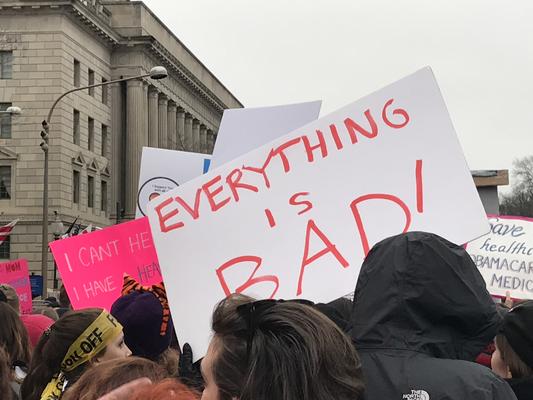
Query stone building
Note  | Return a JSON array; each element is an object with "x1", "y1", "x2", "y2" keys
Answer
[
  {"x1": 0, "y1": 0, "x2": 242, "y2": 287},
  {"x1": 472, "y1": 170, "x2": 509, "y2": 215}
]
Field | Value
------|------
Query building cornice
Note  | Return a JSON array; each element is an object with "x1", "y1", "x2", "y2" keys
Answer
[
  {"x1": 146, "y1": 39, "x2": 228, "y2": 114},
  {"x1": 0, "y1": 1, "x2": 120, "y2": 47}
]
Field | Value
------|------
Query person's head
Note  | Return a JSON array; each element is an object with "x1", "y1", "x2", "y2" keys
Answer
[
  {"x1": 111, "y1": 275, "x2": 173, "y2": 361},
  {"x1": 0, "y1": 301, "x2": 31, "y2": 368},
  {"x1": 0, "y1": 284, "x2": 20, "y2": 314},
  {"x1": 59, "y1": 285, "x2": 71, "y2": 309},
  {"x1": 20, "y1": 313, "x2": 54, "y2": 348},
  {"x1": 62, "y1": 356, "x2": 168, "y2": 400},
  {"x1": 33, "y1": 304, "x2": 59, "y2": 321},
  {"x1": 21, "y1": 309, "x2": 131, "y2": 400},
  {"x1": 131, "y1": 379, "x2": 200, "y2": 400},
  {"x1": 201, "y1": 294, "x2": 365, "y2": 400},
  {"x1": 352, "y1": 231, "x2": 501, "y2": 361},
  {"x1": 492, "y1": 300, "x2": 533, "y2": 379}
]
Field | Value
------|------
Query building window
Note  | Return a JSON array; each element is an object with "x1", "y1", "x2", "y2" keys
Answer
[
  {"x1": 102, "y1": 78, "x2": 108, "y2": 105},
  {"x1": 0, "y1": 236, "x2": 10, "y2": 259},
  {"x1": 101, "y1": 180, "x2": 108, "y2": 212},
  {"x1": 73, "y1": 59, "x2": 80, "y2": 87},
  {"x1": 88, "y1": 117, "x2": 94, "y2": 151},
  {"x1": 88, "y1": 175, "x2": 94, "y2": 208},
  {"x1": 0, "y1": 103, "x2": 12, "y2": 139},
  {"x1": 101, "y1": 124, "x2": 108, "y2": 157},
  {"x1": 0, "y1": 166, "x2": 11, "y2": 199},
  {"x1": 88, "y1": 69, "x2": 95, "y2": 96},
  {"x1": 73, "y1": 109, "x2": 80, "y2": 145},
  {"x1": 0, "y1": 51, "x2": 13, "y2": 79},
  {"x1": 73, "y1": 170, "x2": 80, "y2": 204}
]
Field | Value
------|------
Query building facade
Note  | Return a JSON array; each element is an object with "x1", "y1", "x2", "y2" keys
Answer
[{"x1": 0, "y1": 0, "x2": 242, "y2": 287}]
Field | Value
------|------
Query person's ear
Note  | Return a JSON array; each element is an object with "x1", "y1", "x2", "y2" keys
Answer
[{"x1": 507, "y1": 366, "x2": 512, "y2": 379}]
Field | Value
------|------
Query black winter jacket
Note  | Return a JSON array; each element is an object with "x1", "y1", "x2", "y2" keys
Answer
[
  {"x1": 507, "y1": 378, "x2": 533, "y2": 400},
  {"x1": 351, "y1": 232, "x2": 517, "y2": 400}
]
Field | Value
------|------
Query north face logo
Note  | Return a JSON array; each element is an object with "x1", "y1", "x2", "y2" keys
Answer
[{"x1": 402, "y1": 390, "x2": 430, "y2": 400}]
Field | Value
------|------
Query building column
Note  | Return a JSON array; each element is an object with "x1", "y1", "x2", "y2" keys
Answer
[
  {"x1": 158, "y1": 94, "x2": 168, "y2": 149},
  {"x1": 148, "y1": 87, "x2": 159, "y2": 147},
  {"x1": 142, "y1": 82, "x2": 149, "y2": 147},
  {"x1": 207, "y1": 129, "x2": 215, "y2": 154},
  {"x1": 125, "y1": 79, "x2": 144, "y2": 218},
  {"x1": 176, "y1": 108, "x2": 185, "y2": 150},
  {"x1": 200, "y1": 124, "x2": 207, "y2": 154},
  {"x1": 110, "y1": 82, "x2": 123, "y2": 221},
  {"x1": 192, "y1": 119, "x2": 200, "y2": 152},
  {"x1": 167, "y1": 101, "x2": 177, "y2": 150},
  {"x1": 184, "y1": 113, "x2": 193, "y2": 151}
]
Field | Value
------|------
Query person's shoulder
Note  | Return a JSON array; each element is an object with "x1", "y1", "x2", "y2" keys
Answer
[{"x1": 425, "y1": 359, "x2": 517, "y2": 399}]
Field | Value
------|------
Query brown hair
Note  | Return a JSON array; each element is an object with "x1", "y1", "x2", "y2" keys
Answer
[
  {"x1": 130, "y1": 379, "x2": 199, "y2": 400},
  {"x1": 0, "y1": 302, "x2": 31, "y2": 367},
  {"x1": 62, "y1": 357, "x2": 168, "y2": 400},
  {"x1": 210, "y1": 294, "x2": 365, "y2": 400},
  {"x1": 496, "y1": 334, "x2": 533, "y2": 378},
  {"x1": 0, "y1": 346, "x2": 14, "y2": 400},
  {"x1": 157, "y1": 347, "x2": 180, "y2": 376},
  {"x1": 20, "y1": 309, "x2": 107, "y2": 400}
]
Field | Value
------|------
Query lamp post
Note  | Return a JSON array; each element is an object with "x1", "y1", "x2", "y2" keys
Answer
[
  {"x1": 51, "y1": 211, "x2": 65, "y2": 289},
  {"x1": 0, "y1": 106, "x2": 22, "y2": 116},
  {"x1": 39, "y1": 66, "x2": 168, "y2": 297}
]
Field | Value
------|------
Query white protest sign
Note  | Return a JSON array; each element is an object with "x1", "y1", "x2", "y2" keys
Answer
[
  {"x1": 147, "y1": 67, "x2": 489, "y2": 357},
  {"x1": 467, "y1": 215, "x2": 533, "y2": 299},
  {"x1": 210, "y1": 101, "x2": 321, "y2": 169},
  {"x1": 136, "y1": 147, "x2": 210, "y2": 217}
]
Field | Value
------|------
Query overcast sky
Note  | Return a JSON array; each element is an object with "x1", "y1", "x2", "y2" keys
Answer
[{"x1": 143, "y1": 0, "x2": 532, "y2": 186}]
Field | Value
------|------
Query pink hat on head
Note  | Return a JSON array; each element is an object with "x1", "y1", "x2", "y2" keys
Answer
[{"x1": 20, "y1": 314, "x2": 54, "y2": 348}]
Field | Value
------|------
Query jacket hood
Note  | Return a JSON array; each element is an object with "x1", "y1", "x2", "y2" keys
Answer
[{"x1": 351, "y1": 231, "x2": 501, "y2": 361}]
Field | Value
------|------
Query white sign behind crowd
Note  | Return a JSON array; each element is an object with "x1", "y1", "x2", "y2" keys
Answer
[
  {"x1": 136, "y1": 148, "x2": 210, "y2": 218},
  {"x1": 147, "y1": 67, "x2": 489, "y2": 357},
  {"x1": 467, "y1": 215, "x2": 533, "y2": 299},
  {"x1": 210, "y1": 101, "x2": 321, "y2": 169}
]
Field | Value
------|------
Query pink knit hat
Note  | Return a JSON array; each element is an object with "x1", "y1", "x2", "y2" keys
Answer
[{"x1": 20, "y1": 314, "x2": 54, "y2": 347}]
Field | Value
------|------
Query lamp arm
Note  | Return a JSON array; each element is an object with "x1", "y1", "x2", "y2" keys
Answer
[{"x1": 46, "y1": 73, "x2": 151, "y2": 123}]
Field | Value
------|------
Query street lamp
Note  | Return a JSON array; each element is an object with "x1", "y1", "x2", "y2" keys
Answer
[
  {"x1": 51, "y1": 211, "x2": 65, "y2": 289},
  {"x1": 39, "y1": 66, "x2": 168, "y2": 296},
  {"x1": 0, "y1": 106, "x2": 22, "y2": 115}
]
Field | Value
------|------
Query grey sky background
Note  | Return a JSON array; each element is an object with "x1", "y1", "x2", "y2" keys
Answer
[{"x1": 143, "y1": 0, "x2": 532, "y2": 188}]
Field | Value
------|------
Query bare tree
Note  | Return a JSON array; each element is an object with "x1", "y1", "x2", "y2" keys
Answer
[{"x1": 500, "y1": 156, "x2": 533, "y2": 217}]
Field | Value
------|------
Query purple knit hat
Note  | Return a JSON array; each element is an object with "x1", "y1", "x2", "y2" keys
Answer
[{"x1": 111, "y1": 275, "x2": 174, "y2": 360}]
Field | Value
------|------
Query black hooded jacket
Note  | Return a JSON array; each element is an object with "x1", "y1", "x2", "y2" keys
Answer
[{"x1": 351, "y1": 232, "x2": 517, "y2": 400}]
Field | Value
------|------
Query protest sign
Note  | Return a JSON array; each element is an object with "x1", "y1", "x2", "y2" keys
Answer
[
  {"x1": 467, "y1": 215, "x2": 533, "y2": 299},
  {"x1": 210, "y1": 101, "x2": 321, "y2": 169},
  {"x1": 136, "y1": 147, "x2": 211, "y2": 218},
  {"x1": 0, "y1": 259, "x2": 32, "y2": 314},
  {"x1": 50, "y1": 217, "x2": 161, "y2": 311},
  {"x1": 147, "y1": 67, "x2": 489, "y2": 357}
]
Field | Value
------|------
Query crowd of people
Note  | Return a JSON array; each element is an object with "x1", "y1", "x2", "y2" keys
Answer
[{"x1": 0, "y1": 231, "x2": 532, "y2": 399}]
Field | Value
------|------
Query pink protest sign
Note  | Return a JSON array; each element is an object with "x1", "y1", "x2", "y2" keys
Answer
[
  {"x1": 50, "y1": 217, "x2": 162, "y2": 311},
  {"x1": 0, "y1": 259, "x2": 32, "y2": 314}
]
